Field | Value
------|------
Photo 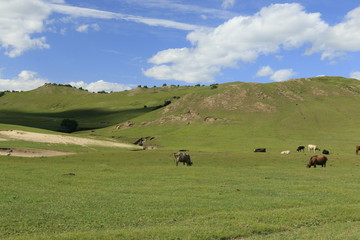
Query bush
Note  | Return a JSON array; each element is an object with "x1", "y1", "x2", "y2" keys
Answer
[
  {"x1": 210, "y1": 84, "x2": 218, "y2": 89},
  {"x1": 60, "y1": 119, "x2": 78, "y2": 133}
]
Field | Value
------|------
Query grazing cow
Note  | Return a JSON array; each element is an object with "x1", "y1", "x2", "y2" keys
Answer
[
  {"x1": 356, "y1": 146, "x2": 360, "y2": 155},
  {"x1": 173, "y1": 152, "x2": 193, "y2": 166},
  {"x1": 307, "y1": 155, "x2": 328, "y2": 168},
  {"x1": 296, "y1": 146, "x2": 305, "y2": 152},
  {"x1": 322, "y1": 149, "x2": 330, "y2": 155},
  {"x1": 254, "y1": 148, "x2": 266, "y2": 152},
  {"x1": 281, "y1": 150, "x2": 290, "y2": 154},
  {"x1": 307, "y1": 144, "x2": 320, "y2": 152}
]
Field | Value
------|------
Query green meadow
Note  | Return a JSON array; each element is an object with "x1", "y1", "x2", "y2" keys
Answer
[{"x1": 1, "y1": 77, "x2": 360, "y2": 239}]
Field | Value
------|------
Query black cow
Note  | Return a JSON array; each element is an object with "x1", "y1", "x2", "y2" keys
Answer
[
  {"x1": 254, "y1": 148, "x2": 266, "y2": 152},
  {"x1": 173, "y1": 152, "x2": 193, "y2": 166},
  {"x1": 322, "y1": 149, "x2": 330, "y2": 155},
  {"x1": 296, "y1": 146, "x2": 305, "y2": 152}
]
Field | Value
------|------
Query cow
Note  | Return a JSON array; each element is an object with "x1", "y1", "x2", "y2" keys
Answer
[
  {"x1": 356, "y1": 146, "x2": 360, "y2": 155},
  {"x1": 296, "y1": 146, "x2": 305, "y2": 152},
  {"x1": 173, "y1": 152, "x2": 193, "y2": 166},
  {"x1": 281, "y1": 150, "x2": 290, "y2": 154},
  {"x1": 254, "y1": 148, "x2": 266, "y2": 152},
  {"x1": 322, "y1": 149, "x2": 330, "y2": 155},
  {"x1": 307, "y1": 144, "x2": 320, "y2": 152},
  {"x1": 307, "y1": 155, "x2": 328, "y2": 168}
]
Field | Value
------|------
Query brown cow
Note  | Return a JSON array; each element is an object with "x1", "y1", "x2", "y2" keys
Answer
[
  {"x1": 356, "y1": 146, "x2": 360, "y2": 155},
  {"x1": 307, "y1": 155, "x2": 328, "y2": 168}
]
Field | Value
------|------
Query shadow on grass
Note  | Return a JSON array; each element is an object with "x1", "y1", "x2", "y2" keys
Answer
[{"x1": 0, "y1": 107, "x2": 157, "y2": 132}]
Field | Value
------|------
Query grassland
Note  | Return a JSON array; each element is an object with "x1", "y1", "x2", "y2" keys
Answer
[
  {"x1": 1, "y1": 148, "x2": 360, "y2": 239},
  {"x1": 1, "y1": 77, "x2": 360, "y2": 239}
]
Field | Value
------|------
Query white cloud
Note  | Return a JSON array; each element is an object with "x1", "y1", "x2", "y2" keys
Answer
[
  {"x1": 0, "y1": 71, "x2": 133, "y2": 92},
  {"x1": 126, "y1": 0, "x2": 234, "y2": 20},
  {"x1": 307, "y1": 7, "x2": 360, "y2": 59},
  {"x1": 144, "y1": 3, "x2": 360, "y2": 83},
  {"x1": 350, "y1": 72, "x2": 360, "y2": 80},
  {"x1": 256, "y1": 66, "x2": 274, "y2": 77},
  {"x1": 255, "y1": 66, "x2": 296, "y2": 82},
  {"x1": 76, "y1": 24, "x2": 100, "y2": 33},
  {"x1": 69, "y1": 80, "x2": 133, "y2": 92},
  {"x1": 50, "y1": 3, "x2": 204, "y2": 31},
  {"x1": 270, "y1": 69, "x2": 296, "y2": 82},
  {"x1": 144, "y1": 3, "x2": 323, "y2": 83},
  {"x1": 222, "y1": 0, "x2": 236, "y2": 9},
  {"x1": 0, "y1": 70, "x2": 49, "y2": 91},
  {"x1": 0, "y1": 0, "x2": 51, "y2": 57},
  {"x1": 0, "y1": 0, "x2": 206, "y2": 58}
]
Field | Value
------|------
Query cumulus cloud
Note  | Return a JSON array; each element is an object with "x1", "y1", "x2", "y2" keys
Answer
[
  {"x1": 306, "y1": 7, "x2": 360, "y2": 59},
  {"x1": 350, "y1": 72, "x2": 360, "y2": 80},
  {"x1": 0, "y1": 71, "x2": 133, "y2": 92},
  {"x1": 256, "y1": 66, "x2": 296, "y2": 82},
  {"x1": 0, "y1": 0, "x2": 51, "y2": 57},
  {"x1": 144, "y1": 3, "x2": 326, "y2": 83},
  {"x1": 144, "y1": 3, "x2": 360, "y2": 83},
  {"x1": 270, "y1": 69, "x2": 296, "y2": 82},
  {"x1": 76, "y1": 24, "x2": 100, "y2": 33},
  {"x1": 256, "y1": 66, "x2": 274, "y2": 77},
  {"x1": 69, "y1": 80, "x2": 133, "y2": 92},
  {"x1": 222, "y1": 0, "x2": 236, "y2": 9},
  {"x1": 0, "y1": 70, "x2": 49, "y2": 91}
]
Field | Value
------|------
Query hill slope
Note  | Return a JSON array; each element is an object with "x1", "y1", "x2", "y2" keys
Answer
[
  {"x1": 100, "y1": 76, "x2": 360, "y2": 151},
  {"x1": 1, "y1": 77, "x2": 359, "y2": 151}
]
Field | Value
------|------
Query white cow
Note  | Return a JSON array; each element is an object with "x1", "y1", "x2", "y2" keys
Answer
[
  {"x1": 307, "y1": 144, "x2": 320, "y2": 152},
  {"x1": 281, "y1": 150, "x2": 290, "y2": 154}
]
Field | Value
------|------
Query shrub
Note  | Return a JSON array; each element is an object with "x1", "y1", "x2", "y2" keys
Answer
[
  {"x1": 60, "y1": 119, "x2": 78, "y2": 133},
  {"x1": 210, "y1": 84, "x2": 218, "y2": 89}
]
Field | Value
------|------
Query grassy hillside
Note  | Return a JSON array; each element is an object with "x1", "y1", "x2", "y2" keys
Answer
[
  {"x1": 0, "y1": 83, "x2": 193, "y2": 131},
  {"x1": 1, "y1": 77, "x2": 360, "y2": 151},
  {"x1": 95, "y1": 76, "x2": 360, "y2": 152}
]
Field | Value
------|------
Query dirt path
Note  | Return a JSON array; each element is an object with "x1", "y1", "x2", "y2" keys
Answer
[{"x1": 0, "y1": 130, "x2": 141, "y2": 149}]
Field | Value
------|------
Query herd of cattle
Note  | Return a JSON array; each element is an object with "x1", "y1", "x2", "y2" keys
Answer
[
  {"x1": 254, "y1": 144, "x2": 329, "y2": 154},
  {"x1": 173, "y1": 145, "x2": 360, "y2": 168}
]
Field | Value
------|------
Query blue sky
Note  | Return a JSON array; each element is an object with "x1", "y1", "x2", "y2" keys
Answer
[{"x1": 1, "y1": 0, "x2": 360, "y2": 92}]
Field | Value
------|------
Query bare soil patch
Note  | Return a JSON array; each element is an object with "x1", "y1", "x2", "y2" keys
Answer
[
  {"x1": 0, "y1": 130, "x2": 141, "y2": 149},
  {"x1": 0, "y1": 147, "x2": 74, "y2": 158}
]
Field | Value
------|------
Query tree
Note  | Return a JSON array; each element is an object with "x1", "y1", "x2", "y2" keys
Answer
[{"x1": 60, "y1": 119, "x2": 78, "y2": 133}]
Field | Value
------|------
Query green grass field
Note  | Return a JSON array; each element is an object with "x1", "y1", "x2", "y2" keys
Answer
[
  {"x1": 1, "y1": 148, "x2": 360, "y2": 239},
  {"x1": 1, "y1": 77, "x2": 360, "y2": 239}
]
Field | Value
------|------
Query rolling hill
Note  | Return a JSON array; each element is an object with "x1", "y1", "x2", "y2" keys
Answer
[{"x1": 1, "y1": 76, "x2": 359, "y2": 151}]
